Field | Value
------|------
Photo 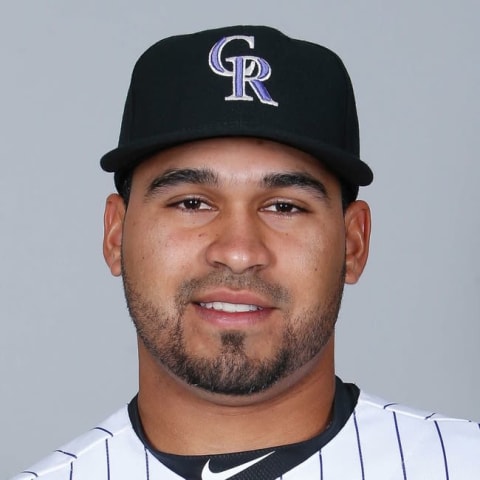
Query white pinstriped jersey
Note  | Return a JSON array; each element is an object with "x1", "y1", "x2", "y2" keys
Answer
[{"x1": 10, "y1": 390, "x2": 480, "y2": 480}]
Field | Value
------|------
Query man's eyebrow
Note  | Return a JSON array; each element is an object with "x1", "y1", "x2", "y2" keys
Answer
[
  {"x1": 145, "y1": 168, "x2": 329, "y2": 200},
  {"x1": 146, "y1": 168, "x2": 219, "y2": 197},
  {"x1": 262, "y1": 172, "x2": 329, "y2": 199}
]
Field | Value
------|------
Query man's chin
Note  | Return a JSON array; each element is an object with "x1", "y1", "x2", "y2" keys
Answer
[{"x1": 163, "y1": 349, "x2": 291, "y2": 397}]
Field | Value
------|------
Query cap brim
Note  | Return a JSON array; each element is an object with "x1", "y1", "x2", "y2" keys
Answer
[{"x1": 100, "y1": 124, "x2": 373, "y2": 187}]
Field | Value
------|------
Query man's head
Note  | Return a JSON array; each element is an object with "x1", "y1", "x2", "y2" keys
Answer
[
  {"x1": 103, "y1": 137, "x2": 370, "y2": 398},
  {"x1": 101, "y1": 26, "x2": 372, "y2": 399}
]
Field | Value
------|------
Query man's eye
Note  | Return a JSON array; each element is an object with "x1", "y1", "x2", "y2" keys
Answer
[
  {"x1": 264, "y1": 202, "x2": 303, "y2": 214},
  {"x1": 175, "y1": 198, "x2": 212, "y2": 210}
]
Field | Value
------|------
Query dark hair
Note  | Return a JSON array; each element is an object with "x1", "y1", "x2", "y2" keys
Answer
[
  {"x1": 340, "y1": 183, "x2": 358, "y2": 210},
  {"x1": 115, "y1": 169, "x2": 134, "y2": 205}
]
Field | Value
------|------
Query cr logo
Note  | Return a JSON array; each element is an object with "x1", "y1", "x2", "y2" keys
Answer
[{"x1": 208, "y1": 35, "x2": 279, "y2": 107}]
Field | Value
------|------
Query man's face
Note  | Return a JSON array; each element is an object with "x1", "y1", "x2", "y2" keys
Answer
[{"x1": 105, "y1": 138, "x2": 368, "y2": 396}]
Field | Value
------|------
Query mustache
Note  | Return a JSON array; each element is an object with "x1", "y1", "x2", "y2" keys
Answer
[{"x1": 174, "y1": 270, "x2": 291, "y2": 306}]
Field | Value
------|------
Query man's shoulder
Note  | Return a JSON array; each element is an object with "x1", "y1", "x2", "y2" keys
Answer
[
  {"x1": 357, "y1": 390, "x2": 479, "y2": 435},
  {"x1": 325, "y1": 389, "x2": 480, "y2": 477},
  {"x1": 9, "y1": 405, "x2": 139, "y2": 480}
]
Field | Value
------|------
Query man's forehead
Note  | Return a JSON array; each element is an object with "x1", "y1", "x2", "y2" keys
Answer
[{"x1": 133, "y1": 137, "x2": 336, "y2": 183}]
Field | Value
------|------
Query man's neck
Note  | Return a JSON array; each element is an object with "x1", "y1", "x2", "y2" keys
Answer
[{"x1": 136, "y1": 339, "x2": 336, "y2": 455}]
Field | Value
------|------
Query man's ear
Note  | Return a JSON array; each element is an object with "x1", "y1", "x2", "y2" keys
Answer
[
  {"x1": 103, "y1": 193, "x2": 126, "y2": 277},
  {"x1": 344, "y1": 200, "x2": 371, "y2": 284}
]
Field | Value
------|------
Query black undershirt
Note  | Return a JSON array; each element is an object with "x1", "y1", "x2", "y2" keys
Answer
[{"x1": 128, "y1": 377, "x2": 359, "y2": 480}]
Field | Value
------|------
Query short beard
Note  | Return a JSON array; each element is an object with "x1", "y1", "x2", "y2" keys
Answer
[{"x1": 123, "y1": 266, "x2": 345, "y2": 396}]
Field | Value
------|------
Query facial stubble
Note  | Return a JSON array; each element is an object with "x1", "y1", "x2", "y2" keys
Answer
[{"x1": 122, "y1": 266, "x2": 345, "y2": 396}]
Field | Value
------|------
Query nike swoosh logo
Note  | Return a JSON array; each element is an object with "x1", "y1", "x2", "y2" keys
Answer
[{"x1": 201, "y1": 451, "x2": 275, "y2": 480}]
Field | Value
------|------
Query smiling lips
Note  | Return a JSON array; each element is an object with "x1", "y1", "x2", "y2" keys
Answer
[
  {"x1": 199, "y1": 302, "x2": 264, "y2": 313},
  {"x1": 195, "y1": 301, "x2": 271, "y2": 327},
  {"x1": 193, "y1": 289, "x2": 275, "y2": 328}
]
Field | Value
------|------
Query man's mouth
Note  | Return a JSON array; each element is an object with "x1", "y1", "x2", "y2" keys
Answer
[{"x1": 198, "y1": 302, "x2": 264, "y2": 313}]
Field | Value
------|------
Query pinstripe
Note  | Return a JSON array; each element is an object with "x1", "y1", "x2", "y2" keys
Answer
[
  {"x1": 434, "y1": 421, "x2": 449, "y2": 480},
  {"x1": 69, "y1": 461, "x2": 73, "y2": 480},
  {"x1": 22, "y1": 472, "x2": 38, "y2": 478},
  {"x1": 144, "y1": 447, "x2": 150, "y2": 480},
  {"x1": 94, "y1": 426, "x2": 114, "y2": 437},
  {"x1": 383, "y1": 403, "x2": 398, "y2": 409},
  {"x1": 319, "y1": 450, "x2": 323, "y2": 480},
  {"x1": 392, "y1": 412, "x2": 407, "y2": 480},
  {"x1": 424, "y1": 412, "x2": 436, "y2": 420},
  {"x1": 55, "y1": 450, "x2": 77, "y2": 459},
  {"x1": 105, "y1": 439, "x2": 111, "y2": 480},
  {"x1": 353, "y1": 410, "x2": 365, "y2": 480}
]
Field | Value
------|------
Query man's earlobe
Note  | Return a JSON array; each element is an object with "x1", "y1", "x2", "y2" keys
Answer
[
  {"x1": 103, "y1": 194, "x2": 126, "y2": 277},
  {"x1": 344, "y1": 200, "x2": 371, "y2": 284}
]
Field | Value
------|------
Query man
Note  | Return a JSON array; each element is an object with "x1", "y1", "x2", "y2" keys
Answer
[{"x1": 12, "y1": 25, "x2": 480, "y2": 480}]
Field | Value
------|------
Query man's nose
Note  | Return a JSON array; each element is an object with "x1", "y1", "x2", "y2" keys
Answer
[{"x1": 204, "y1": 209, "x2": 273, "y2": 274}]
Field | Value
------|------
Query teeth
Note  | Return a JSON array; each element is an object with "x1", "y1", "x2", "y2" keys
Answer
[{"x1": 199, "y1": 302, "x2": 263, "y2": 313}]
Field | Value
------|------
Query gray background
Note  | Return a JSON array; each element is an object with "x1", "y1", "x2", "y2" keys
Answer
[{"x1": 1, "y1": 1, "x2": 479, "y2": 477}]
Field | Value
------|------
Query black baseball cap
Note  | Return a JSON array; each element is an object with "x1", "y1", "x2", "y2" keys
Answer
[{"x1": 100, "y1": 25, "x2": 373, "y2": 197}]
